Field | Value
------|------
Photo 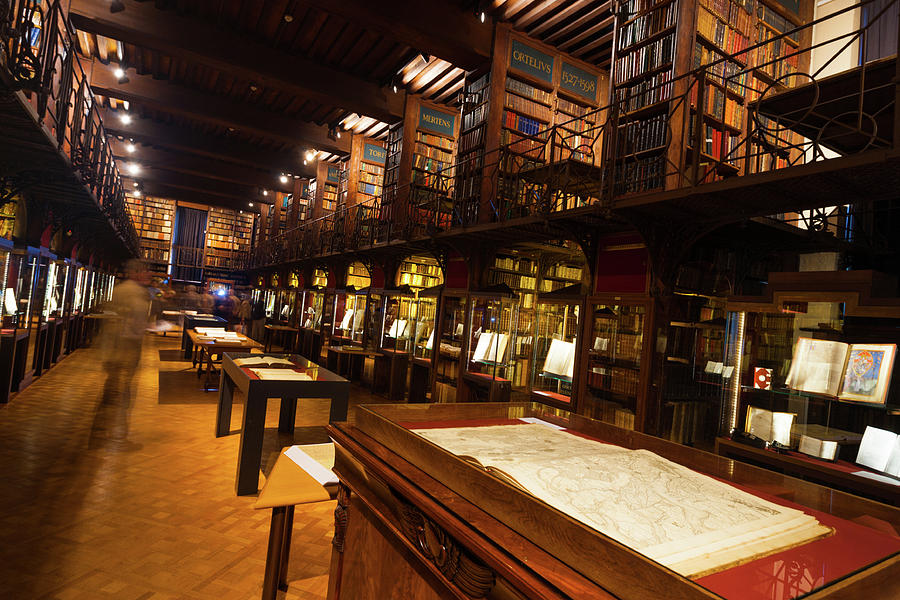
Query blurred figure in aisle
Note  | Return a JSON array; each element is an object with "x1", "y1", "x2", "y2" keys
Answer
[
  {"x1": 238, "y1": 294, "x2": 252, "y2": 334},
  {"x1": 200, "y1": 288, "x2": 215, "y2": 313},
  {"x1": 250, "y1": 296, "x2": 266, "y2": 341},
  {"x1": 183, "y1": 284, "x2": 201, "y2": 311},
  {"x1": 90, "y1": 259, "x2": 151, "y2": 450}
]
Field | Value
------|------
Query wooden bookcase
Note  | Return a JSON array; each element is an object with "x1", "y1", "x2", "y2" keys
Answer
[
  {"x1": 344, "y1": 135, "x2": 386, "y2": 209},
  {"x1": 124, "y1": 194, "x2": 174, "y2": 273},
  {"x1": 205, "y1": 206, "x2": 254, "y2": 269},
  {"x1": 457, "y1": 25, "x2": 609, "y2": 223},
  {"x1": 380, "y1": 96, "x2": 459, "y2": 236},
  {"x1": 612, "y1": 0, "x2": 812, "y2": 192},
  {"x1": 311, "y1": 162, "x2": 342, "y2": 219}
]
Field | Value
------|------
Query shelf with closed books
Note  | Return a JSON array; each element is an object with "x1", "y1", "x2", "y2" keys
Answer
[
  {"x1": 397, "y1": 255, "x2": 442, "y2": 291},
  {"x1": 584, "y1": 299, "x2": 652, "y2": 431},
  {"x1": 379, "y1": 123, "x2": 404, "y2": 227},
  {"x1": 125, "y1": 194, "x2": 175, "y2": 270}
]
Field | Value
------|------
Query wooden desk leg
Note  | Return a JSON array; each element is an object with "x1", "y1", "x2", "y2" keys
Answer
[
  {"x1": 329, "y1": 386, "x2": 349, "y2": 423},
  {"x1": 182, "y1": 330, "x2": 192, "y2": 359},
  {"x1": 215, "y1": 371, "x2": 235, "y2": 437},
  {"x1": 278, "y1": 505, "x2": 295, "y2": 591},
  {"x1": 278, "y1": 397, "x2": 297, "y2": 434},
  {"x1": 261, "y1": 506, "x2": 287, "y2": 600},
  {"x1": 236, "y1": 394, "x2": 266, "y2": 495}
]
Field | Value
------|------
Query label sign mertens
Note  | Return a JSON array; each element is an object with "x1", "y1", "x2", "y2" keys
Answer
[
  {"x1": 418, "y1": 106, "x2": 456, "y2": 137},
  {"x1": 560, "y1": 61, "x2": 599, "y2": 102},
  {"x1": 510, "y1": 39, "x2": 554, "y2": 84},
  {"x1": 363, "y1": 143, "x2": 387, "y2": 165}
]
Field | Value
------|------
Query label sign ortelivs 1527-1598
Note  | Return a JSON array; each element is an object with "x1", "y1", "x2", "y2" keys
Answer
[
  {"x1": 560, "y1": 61, "x2": 599, "y2": 103},
  {"x1": 509, "y1": 39, "x2": 554, "y2": 84}
]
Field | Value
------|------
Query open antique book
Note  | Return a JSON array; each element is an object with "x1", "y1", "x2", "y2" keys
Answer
[
  {"x1": 744, "y1": 406, "x2": 795, "y2": 446},
  {"x1": 233, "y1": 356, "x2": 294, "y2": 368},
  {"x1": 541, "y1": 338, "x2": 576, "y2": 380},
  {"x1": 856, "y1": 426, "x2": 900, "y2": 477},
  {"x1": 472, "y1": 332, "x2": 510, "y2": 364},
  {"x1": 786, "y1": 337, "x2": 896, "y2": 404},
  {"x1": 414, "y1": 423, "x2": 832, "y2": 578}
]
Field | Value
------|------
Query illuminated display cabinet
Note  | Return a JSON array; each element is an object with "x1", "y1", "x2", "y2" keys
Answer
[
  {"x1": 463, "y1": 285, "x2": 520, "y2": 402},
  {"x1": 434, "y1": 292, "x2": 466, "y2": 403},
  {"x1": 530, "y1": 285, "x2": 583, "y2": 408},
  {"x1": 409, "y1": 285, "x2": 441, "y2": 403},
  {"x1": 714, "y1": 271, "x2": 900, "y2": 505}
]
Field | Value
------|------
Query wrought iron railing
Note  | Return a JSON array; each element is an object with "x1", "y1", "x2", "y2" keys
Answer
[
  {"x1": 242, "y1": 0, "x2": 900, "y2": 270},
  {"x1": 0, "y1": 0, "x2": 138, "y2": 255}
]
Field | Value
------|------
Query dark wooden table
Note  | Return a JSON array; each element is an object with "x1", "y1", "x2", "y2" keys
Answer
[
  {"x1": 374, "y1": 349, "x2": 409, "y2": 401},
  {"x1": 216, "y1": 353, "x2": 350, "y2": 495},
  {"x1": 0, "y1": 328, "x2": 26, "y2": 403},
  {"x1": 181, "y1": 314, "x2": 227, "y2": 358},
  {"x1": 263, "y1": 324, "x2": 300, "y2": 353},
  {"x1": 325, "y1": 345, "x2": 376, "y2": 381},
  {"x1": 187, "y1": 329, "x2": 262, "y2": 390}
]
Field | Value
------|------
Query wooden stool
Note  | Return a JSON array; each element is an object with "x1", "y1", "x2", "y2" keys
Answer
[{"x1": 254, "y1": 444, "x2": 338, "y2": 600}]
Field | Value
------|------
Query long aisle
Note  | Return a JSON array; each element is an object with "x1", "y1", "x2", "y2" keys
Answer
[{"x1": 0, "y1": 333, "x2": 339, "y2": 600}]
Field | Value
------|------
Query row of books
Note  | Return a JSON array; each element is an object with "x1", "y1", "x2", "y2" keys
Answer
[
  {"x1": 500, "y1": 129, "x2": 546, "y2": 159},
  {"x1": 490, "y1": 270, "x2": 537, "y2": 291},
  {"x1": 413, "y1": 154, "x2": 453, "y2": 174},
  {"x1": 698, "y1": 7, "x2": 750, "y2": 58},
  {"x1": 614, "y1": 69, "x2": 673, "y2": 113},
  {"x1": 758, "y1": 2, "x2": 801, "y2": 43},
  {"x1": 758, "y1": 313, "x2": 794, "y2": 330},
  {"x1": 613, "y1": 154, "x2": 666, "y2": 194},
  {"x1": 358, "y1": 182, "x2": 381, "y2": 196},
  {"x1": 459, "y1": 125, "x2": 487, "y2": 154},
  {"x1": 755, "y1": 28, "x2": 800, "y2": 81},
  {"x1": 462, "y1": 105, "x2": 488, "y2": 132},
  {"x1": 359, "y1": 171, "x2": 382, "y2": 186},
  {"x1": 494, "y1": 256, "x2": 536, "y2": 273},
  {"x1": 506, "y1": 91, "x2": 553, "y2": 122},
  {"x1": 556, "y1": 97, "x2": 595, "y2": 119},
  {"x1": 617, "y1": 113, "x2": 667, "y2": 156},
  {"x1": 416, "y1": 131, "x2": 454, "y2": 150},
  {"x1": 504, "y1": 110, "x2": 545, "y2": 137},
  {"x1": 546, "y1": 264, "x2": 581, "y2": 280},
  {"x1": 699, "y1": 0, "x2": 752, "y2": 36},
  {"x1": 506, "y1": 76, "x2": 552, "y2": 106},
  {"x1": 691, "y1": 119, "x2": 741, "y2": 161},
  {"x1": 614, "y1": 32, "x2": 676, "y2": 83},
  {"x1": 691, "y1": 85, "x2": 745, "y2": 130},
  {"x1": 414, "y1": 141, "x2": 453, "y2": 164},
  {"x1": 588, "y1": 365, "x2": 642, "y2": 398},
  {"x1": 693, "y1": 45, "x2": 749, "y2": 96},
  {"x1": 618, "y1": 0, "x2": 674, "y2": 22},
  {"x1": 617, "y1": 0, "x2": 678, "y2": 51}
]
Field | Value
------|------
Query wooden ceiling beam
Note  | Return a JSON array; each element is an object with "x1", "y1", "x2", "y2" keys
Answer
[
  {"x1": 100, "y1": 108, "x2": 316, "y2": 178},
  {"x1": 69, "y1": 0, "x2": 404, "y2": 123},
  {"x1": 295, "y1": 0, "x2": 492, "y2": 70},
  {"x1": 124, "y1": 167, "x2": 265, "y2": 205},
  {"x1": 89, "y1": 65, "x2": 350, "y2": 155},
  {"x1": 109, "y1": 139, "x2": 295, "y2": 193}
]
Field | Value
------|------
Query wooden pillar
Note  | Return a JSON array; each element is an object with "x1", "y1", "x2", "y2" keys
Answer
[
  {"x1": 480, "y1": 23, "x2": 511, "y2": 224},
  {"x1": 257, "y1": 204, "x2": 269, "y2": 244}
]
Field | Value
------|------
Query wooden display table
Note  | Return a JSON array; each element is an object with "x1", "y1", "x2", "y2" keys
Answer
[
  {"x1": 187, "y1": 329, "x2": 262, "y2": 391},
  {"x1": 326, "y1": 403, "x2": 900, "y2": 600},
  {"x1": 299, "y1": 327, "x2": 323, "y2": 363},
  {"x1": 31, "y1": 322, "x2": 50, "y2": 377},
  {"x1": 462, "y1": 370, "x2": 511, "y2": 402},
  {"x1": 66, "y1": 313, "x2": 84, "y2": 353},
  {"x1": 181, "y1": 314, "x2": 226, "y2": 358},
  {"x1": 715, "y1": 435, "x2": 900, "y2": 506},
  {"x1": 215, "y1": 353, "x2": 349, "y2": 495},
  {"x1": 325, "y1": 345, "x2": 375, "y2": 381},
  {"x1": 264, "y1": 324, "x2": 300, "y2": 353}
]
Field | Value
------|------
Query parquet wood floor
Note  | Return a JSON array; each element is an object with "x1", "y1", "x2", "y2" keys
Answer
[{"x1": 0, "y1": 334, "x2": 382, "y2": 600}]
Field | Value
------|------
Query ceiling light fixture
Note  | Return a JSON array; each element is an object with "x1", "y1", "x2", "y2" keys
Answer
[
  {"x1": 283, "y1": 13, "x2": 293, "y2": 22},
  {"x1": 248, "y1": 202, "x2": 253, "y2": 207},
  {"x1": 133, "y1": 190, "x2": 141, "y2": 197},
  {"x1": 127, "y1": 163, "x2": 140, "y2": 175},
  {"x1": 279, "y1": 174, "x2": 288, "y2": 184},
  {"x1": 119, "y1": 113, "x2": 132, "y2": 125},
  {"x1": 480, "y1": 11, "x2": 486, "y2": 23},
  {"x1": 114, "y1": 67, "x2": 124, "y2": 79},
  {"x1": 126, "y1": 142, "x2": 136, "y2": 153},
  {"x1": 262, "y1": 190, "x2": 268, "y2": 196},
  {"x1": 133, "y1": 182, "x2": 139, "y2": 188}
]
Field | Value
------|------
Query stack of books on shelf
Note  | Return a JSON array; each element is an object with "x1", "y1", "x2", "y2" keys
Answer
[
  {"x1": 614, "y1": 32, "x2": 676, "y2": 83},
  {"x1": 618, "y1": 113, "x2": 667, "y2": 156},
  {"x1": 358, "y1": 161, "x2": 384, "y2": 198},
  {"x1": 697, "y1": 0, "x2": 750, "y2": 58},
  {"x1": 616, "y1": 0, "x2": 677, "y2": 50},
  {"x1": 398, "y1": 259, "x2": 441, "y2": 290},
  {"x1": 322, "y1": 180, "x2": 338, "y2": 212}
]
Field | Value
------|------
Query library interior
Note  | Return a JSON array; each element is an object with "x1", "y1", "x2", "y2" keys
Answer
[{"x1": 3, "y1": 0, "x2": 900, "y2": 598}]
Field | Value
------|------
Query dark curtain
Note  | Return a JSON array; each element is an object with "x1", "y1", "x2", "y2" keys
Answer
[
  {"x1": 863, "y1": 0, "x2": 899, "y2": 62},
  {"x1": 172, "y1": 206, "x2": 207, "y2": 282}
]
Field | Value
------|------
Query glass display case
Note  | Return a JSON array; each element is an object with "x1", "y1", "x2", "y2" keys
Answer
[
  {"x1": 435, "y1": 293, "x2": 466, "y2": 403},
  {"x1": 379, "y1": 286, "x2": 416, "y2": 353},
  {"x1": 263, "y1": 289, "x2": 276, "y2": 319},
  {"x1": 0, "y1": 245, "x2": 12, "y2": 327},
  {"x1": 714, "y1": 271, "x2": 900, "y2": 505},
  {"x1": 333, "y1": 402, "x2": 900, "y2": 600},
  {"x1": 583, "y1": 298, "x2": 651, "y2": 432},
  {"x1": 463, "y1": 288, "x2": 520, "y2": 401},
  {"x1": 530, "y1": 289, "x2": 582, "y2": 407},
  {"x1": 331, "y1": 287, "x2": 367, "y2": 345},
  {"x1": 301, "y1": 288, "x2": 324, "y2": 330},
  {"x1": 362, "y1": 290, "x2": 384, "y2": 351},
  {"x1": 412, "y1": 286, "x2": 440, "y2": 362},
  {"x1": 275, "y1": 289, "x2": 298, "y2": 324}
]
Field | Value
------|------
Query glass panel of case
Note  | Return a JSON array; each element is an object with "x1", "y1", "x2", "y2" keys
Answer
[
  {"x1": 531, "y1": 300, "x2": 580, "y2": 404},
  {"x1": 584, "y1": 302, "x2": 646, "y2": 430},
  {"x1": 302, "y1": 290, "x2": 324, "y2": 330},
  {"x1": 466, "y1": 295, "x2": 519, "y2": 382},
  {"x1": 333, "y1": 291, "x2": 367, "y2": 344},
  {"x1": 435, "y1": 294, "x2": 465, "y2": 402},
  {"x1": 380, "y1": 291, "x2": 415, "y2": 352},
  {"x1": 363, "y1": 292, "x2": 384, "y2": 350},
  {"x1": 412, "y1": 293, "x2": 438, "y2": 361}
]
